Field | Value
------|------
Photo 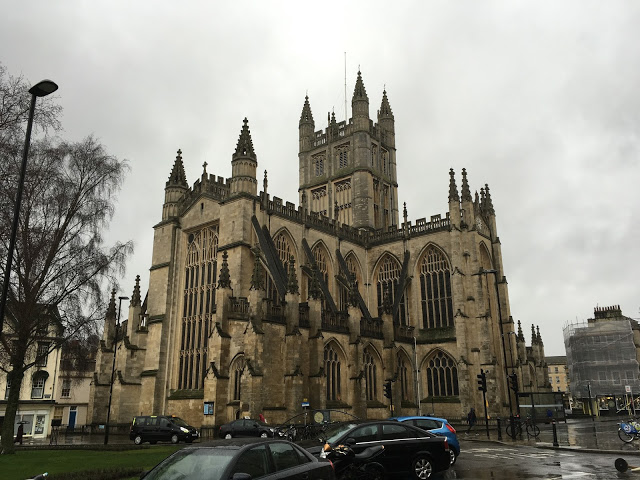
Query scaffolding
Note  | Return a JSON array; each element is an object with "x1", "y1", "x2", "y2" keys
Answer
[{"x1": 563, "y1": 317, "x2": 640, "y2": 409}]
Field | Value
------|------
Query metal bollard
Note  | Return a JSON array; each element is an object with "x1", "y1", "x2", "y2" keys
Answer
[
  {"x1": 552, "y1": 419, "x2": 559, "y2": 447},
  {"x1": 497, "y1": 417, "x2": 502, "y2": 441}
]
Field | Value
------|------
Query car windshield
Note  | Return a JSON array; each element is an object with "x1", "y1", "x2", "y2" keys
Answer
[
  {"x1": 143, "y1": 448, "x2": 235, "y2": 480},
  {"x1": 324, "y1": 423, "x2": 359, "y2": 444},
  {"x1": 170, "y1": 417, "x2": 189, "y2": 427}
]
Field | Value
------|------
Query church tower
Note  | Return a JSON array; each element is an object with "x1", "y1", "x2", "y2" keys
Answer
[
  {"x1": 298, "y1": 71, "x2": 399, "y2": 230},
  {"x1": 229, "y1": 118, "x2": 258, "y2": 197}
]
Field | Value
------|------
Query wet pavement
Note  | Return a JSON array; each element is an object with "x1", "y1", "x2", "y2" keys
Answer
[
  {"x1": 14, "y1": 417, "x2": 640, "y2": 455},
  {"x1": 12, "y1": 418, "x2": 640, "y2": 479}
]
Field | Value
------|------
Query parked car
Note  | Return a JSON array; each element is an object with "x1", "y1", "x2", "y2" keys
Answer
[
  {"x1": 140, "y1": 438, "x2": 335, "y2": 480},
  {"x1": 302, "y1": 420, "x2": 451, "y2": 479},
  {"x1": 130, "y1": 415, "x2": 199, "y2": 445},
  {"x1": 391, "y1": 415, "x2": 460, "y2": 465},
  {"x1": 220, "y1": 418, "x2": 275, "y2": 439}
]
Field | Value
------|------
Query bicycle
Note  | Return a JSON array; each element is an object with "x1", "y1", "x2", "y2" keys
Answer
[
  {"x1": 506, "y1": 415, "x2": 540, "y2": 439},
  {"x1": 618, "y1": 420, "x2": 640, "y2": 443}
]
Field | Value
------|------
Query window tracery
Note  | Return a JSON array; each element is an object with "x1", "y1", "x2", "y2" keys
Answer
[
  {"x1": 179, "y1": 226, "x2": 218, "y2": 390},
  {"x1": 425, "y1": 350, "x2": 459, "y2": 397},
  {"x1": 419, "y1": 246, "x2": 453, "y2": 329},
  {"x1": 324, "y1": 344, "x2": 341, "y2": 402},
  {"x1": 364, "y1": 348, "x2": 377, "y2": 401}
]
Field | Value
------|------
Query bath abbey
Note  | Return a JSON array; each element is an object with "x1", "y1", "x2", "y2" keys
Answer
[{"x1": 88, "y1": 71, "x2": 550, "y2": 430}]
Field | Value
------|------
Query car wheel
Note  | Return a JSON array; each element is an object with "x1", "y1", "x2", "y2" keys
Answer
[
  {"x1": 362, "y1": 463, "x2": 385, "y2": 480},
  {"x1": 260, "y1": 432, "x2": 268, "y2": 438},
  {"x1": 171, "y1": 434, "x2": 179, "y2": 444},
  {"x1": 449, "y1": 449, "x2": 457, "y2": 465},
  {"x1": 134, "y1": 435, "x2": 143, "y2": 445},
  {"x1": 412, "y1": 454, "x2": 434, "y2": 479},
  {"x1": 224, "y1": 433, "x2": 232, "y2": 439}
]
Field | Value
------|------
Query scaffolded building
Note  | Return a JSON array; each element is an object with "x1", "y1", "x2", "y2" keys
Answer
[{"x1": 564, "y1": 305, "x2": 640, "y2": 416}]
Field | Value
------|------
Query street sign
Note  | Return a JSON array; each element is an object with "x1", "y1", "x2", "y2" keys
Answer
[{"x1": 301, "y1": 401, "x2": 310, "y2": 408}]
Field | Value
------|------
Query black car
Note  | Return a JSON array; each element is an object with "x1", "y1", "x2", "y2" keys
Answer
[
  {"x1": 130, "y1": 415, "x2": 199, "y2": 445},
  {"x1": 140, "y1": 438, "x2": 335, "y2": 480},
  {"x1": 219, "y1": 418, "x2": 275, "y2": 439},
  {"x1": 302, "y1": 420, "x2": 450, "y2": 479}
]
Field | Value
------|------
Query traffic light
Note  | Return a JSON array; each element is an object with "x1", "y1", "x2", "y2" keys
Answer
[
  {"x1": 383, "y1": 381, "x2": 392, "y2": 399},
  {"x1": 509, "y1": 373, "x2": 519, "y2": 392},
  {"x1": 477, "y1": 369, "x2": 487, "y2": 392}
]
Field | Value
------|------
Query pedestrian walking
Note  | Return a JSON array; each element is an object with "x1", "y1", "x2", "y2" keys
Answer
[
  {"x1": 466, "y1": 407, "x2": 477, "y2": 434},
  {"x1": 14, "y1": 423, "x2": 24, "y2": 444}
]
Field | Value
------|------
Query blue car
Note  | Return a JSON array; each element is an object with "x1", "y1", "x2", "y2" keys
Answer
[{"x1": 391, "y1": 416, "x2": 460, "y2": 465}]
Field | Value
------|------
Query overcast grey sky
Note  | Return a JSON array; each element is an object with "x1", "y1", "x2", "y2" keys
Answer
[{"x1": 2, "y1": 1, "x2": 639, "y2": 356}]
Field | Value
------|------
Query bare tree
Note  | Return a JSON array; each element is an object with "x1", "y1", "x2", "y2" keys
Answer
[
  {"x1": 0, "y1": 63, "x2": 61, "y2": 144},
  {"x1": 0, "y1": 64, "x2": 132, "y2": 453}
]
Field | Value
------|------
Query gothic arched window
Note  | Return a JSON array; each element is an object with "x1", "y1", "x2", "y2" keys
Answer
[
  {"x1": 425, "y1": 350, "x2": 459, "y2": 397},
  {"x1": 419, "y1": 246, "x2": 453, "y2": 329},
  {"x1": 376, "y1": 255, "x2": 408, "y2": 325},
  {"x1": 363, "y1": 348, "x2": 377, "y2": 401},
  {"x1": 179, "y1": 226, "x2": 218, "y2": 390},
  {"x1": 324, "y1": 344, "x2": 341, "y2": 402}
]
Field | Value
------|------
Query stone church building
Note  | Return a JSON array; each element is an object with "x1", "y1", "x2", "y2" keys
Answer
[{"x1": 89, "y1": 71, "x2": 550, "y2": 430}]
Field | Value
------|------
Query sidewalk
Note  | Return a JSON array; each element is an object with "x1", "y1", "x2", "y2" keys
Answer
[{"x1": 461, "y1": 417, "x2": 640, "y2": 457}]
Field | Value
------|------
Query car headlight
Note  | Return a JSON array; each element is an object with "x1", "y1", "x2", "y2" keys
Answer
[
  {"x1": 180, "y1": 427, "x2": 189, "y2": 433},
  {"x1": 269, "y1": 428, "x2": 275, "y2": 432}
]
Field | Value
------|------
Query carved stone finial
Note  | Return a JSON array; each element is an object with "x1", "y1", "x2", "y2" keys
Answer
[
  {"x1": 348, "y1": 274, "x2": 359, "y2": 307},
  {"x1": 107, "y1": 288, "x2": 117, "y2": 318},
  {"x1": 448, "y1": 168, "x2": 459, "y2": 202},
  {"x1": 382, "y1": 283, "x2": 393, "y2": 314},
  {"x1": 218, "y1": 251, "x2": 231, "y2": 289},
  {"x1": 308, "y1": 265, "x2": 322, "y2": 300},
  {"x1": 484, "y1": 184, "x2": 495, "y2": 215},
  {"x1": 287, "y1": 256, "x2": 299, "y2": 294},
  {"x1": 517, "y1": 319, "x2": 525, "y2": 342},
  {"x1": 263, "y1": 170, "x2": 268, "y2": 193},
  {"x1": 461, "y1": 168, "x2": 472, "y2": 202},
  {"x1": 536, "y1": 325, "x2": 543, "y2": 345},
  {"x1": 250, "y1": 246, "x2": 264, "y2": 291},
  {"x1": 131, "y1": 275, "x2": 141, "y2": 307}
]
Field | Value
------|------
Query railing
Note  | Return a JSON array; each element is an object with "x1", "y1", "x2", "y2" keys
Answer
[
  {"x1": 262, "y1": 193, "x2": 451, "y2": 248},
  {"x1": 321, "y1": 311, "x2": 349, "y2": 333},
  {"x1": 229, "y1": 297, "x2": 249, "y2": 320},
  {"x1": 298, "y1": 303, "x2": 310, "y2": 328},
  {"x1": 394, "y1": 324, "x2": 415, "y2": 342},
  {"x1": 264, "y1": 300, "x2": 286, "y2": 324},
  {"x1": 360, "y1": 317, "x2": 384, "y2": 339}
]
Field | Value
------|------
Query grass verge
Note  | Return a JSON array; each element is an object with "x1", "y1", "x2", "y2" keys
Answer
[{"x1": 0, "y1": 446, "x2": 182, "y2": 480}]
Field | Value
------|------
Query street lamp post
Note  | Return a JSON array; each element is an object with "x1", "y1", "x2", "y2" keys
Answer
[
  {"x1": 104, "y1": 295, "x2": 129, "y2": 445},
  {"x1": 504, "y1": 331, "x2": 521, "y2": 416},
  {"x1": 0, "y1": 80, "x2": 58, "y2": 334},
  {"x1": 413, "y1": 336, "x2": 422, "y2": 416}
]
